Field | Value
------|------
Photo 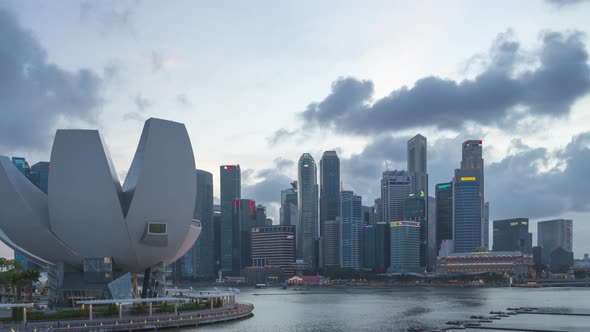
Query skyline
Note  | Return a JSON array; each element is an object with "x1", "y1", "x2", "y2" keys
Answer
[{"x1": 1, "y1": 1, "x2": 590, "y2": 257}]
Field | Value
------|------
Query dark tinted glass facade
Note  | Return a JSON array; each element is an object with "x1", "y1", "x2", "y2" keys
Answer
[
  {"x1": 435, "y1": 182, "x2": 453, "y2": 253},
  {"x1": 297, "y1": 153, "x2": 319, "y2": 272},
  {"x1": 194, "y1": 169, "x2": 214, "y2": 277},
  {"x1": 492, "y1": 218, "x2": 532, "y2": 254},
  {"x1": 453, "y1": 169, "x2": 482, "y2": 253},
  {"x1": 220, "y1": 165, "x2": 241, "y2": 275},
  {"x1": 404, "y1": 194, "x2": 427, "y2": 268}
]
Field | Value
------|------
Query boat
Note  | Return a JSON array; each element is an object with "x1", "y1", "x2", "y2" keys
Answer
[
  {"x1": 478, "y1": 319, "x2": 493, "y2": 323},
  {"x1": 464, "y1": 323, "x2": 481, "y2": 327},
  {"x1": 255, "y1": 283, "x2": 267, "y2": 289}
]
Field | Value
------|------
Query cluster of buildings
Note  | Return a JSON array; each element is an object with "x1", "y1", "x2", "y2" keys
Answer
[{"x1": 6, "y1": 132, "x2": 578, "y2": 287}]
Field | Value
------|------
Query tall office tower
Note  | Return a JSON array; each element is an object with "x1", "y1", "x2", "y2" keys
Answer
[
  {"x1": 240, "y1": 199, "x2": 257, "y2": 270},
  {"x1": 255, "y1": 205, "x2": 267, "y2": 228},
  {"x1": 340, "y1": 190, "x2": 363, "y2": 269},
  {"x1": 483, "y1": 202, "x2": 490, "y2": 249},
  {"x1": 362, "y1": 222, "x2": 391, "y2": 271},
  {"x1": 459, "y1": 140, "x2": 485, "y2": 248},
  {"x1": 320, "y1": 151, "x2": 340, "y2": 268},
  {"x1": 407, "y1": 134, "x2": 428, "y2": 196},
  {"x1": 374, "y1": 198, "x2": 383, "y2": 223},
  {"x1": 340, "y1": 190, "x2": 362, "y2": 268},
  {"x1": 11, "y1": 157, "x2": 27, "y2": 176},
  {"x1": 362, "y1": 205, "x2": 376, "y2": 225},
  {"x1": 323, "y1": 219, "x2": 340, "y2": 268},
  {"x1": 403, "y1": 193, "x2": 427, "y2": 270},
  {"x1": 31, "y1": 162, "x2": 50, "y2": 194},
  {"x1": 220, "y1": 165, "x2": 241, "y2": 276},
  {"x1": 388, "y1": 221, "x2": 421, "y2": 274},
  {"x1": 194, "y1": 169, "x2": 214, "y2": 277},
  {"x1": 427, "y1": 196, "x2": 436, "y2": 270},
  {"x1": 280, "y1": 186, "x2": 298, "y2": 226},
  {"x1": 251, "y1": 225, "x2": 296, "y2": 276},
  {"x1": 537, "y1": 219, "x2": 574, "y2": 265},
  {"x1": 213, "y1": 205, "x2": 221, "y2": 272},
  {"x1": 435, "y1": 182, "x2": 453, "y2": 255},
  {"x1": 297, "y1": 153, "x2": 319, "y2": 272},
  {"x1": 492, "y1": 218, "x2": 532, "y2": 254},
  {"x1": 453, "y1": 169, "x2": 482, "y2": 253},
  {"x1": 381, "y1": 170, "x2": 415, "y2": 222}
]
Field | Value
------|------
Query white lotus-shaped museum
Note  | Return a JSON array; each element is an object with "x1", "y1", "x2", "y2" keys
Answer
[{"x1": 0, "y1": 118, "x2": 201, "y2": 273}]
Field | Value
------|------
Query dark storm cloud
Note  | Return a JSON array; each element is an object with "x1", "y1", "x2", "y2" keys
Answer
[
  {"x1": 0, "y1": 9, "x2": 103, "y2": 152},
  {"x1": 267, "y1": 128, "x2": 298, "y2": 145},
  {"x1": 488, "y1": 132, "x2": 590, "y2": 219},
  {"x1": 300, "y1": 31, "x2": 590, "y2": 135}
]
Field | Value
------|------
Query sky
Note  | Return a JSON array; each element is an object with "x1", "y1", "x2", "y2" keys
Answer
[{"x1": 0, "y1": 0, "x2": 590, "y2": 258}]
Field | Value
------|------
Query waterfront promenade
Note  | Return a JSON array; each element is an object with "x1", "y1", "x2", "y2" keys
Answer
[{"x1": 0, "y1": 303, "x2": 254, "y2": 331}]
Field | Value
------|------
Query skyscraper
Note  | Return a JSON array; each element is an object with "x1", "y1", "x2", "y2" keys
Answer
[
  {"x1": 427, "y1": 196, "x2": 436, "y2": 270},
  {"x1": 297, "y1": 153, "x2": 319, "y2": 272},
  {"x1": 31, "y1": 162, "x2": 50, "y2": 194},
  {"x1": 435, "y1": 182, "x2": 453, "y2": 255},
  {"x1": 459, "y1": 140, "x2": 485, "y2": 249},
  {"x1": 11, "y1": 157, "x2": 27, "y2": 176},
  {"x1": 280, "y1": 186, "x2": 298, "y2": 226},
  {"x1": 255, "y1": 205, "x2": 267, "y2": 228},
  {"x1": 492, "y1": 218, "x2": 532, "y2": 254},
  {"x1": 251, "y1": 225, "x2": 297, "y2": 276},
  {"x1": 404, "y1": 193, "x2": 427, "y2": 269},
  {"x1": 192, "y1": 170, "x2": 215, "y2": 278},
  {"x1": 483, "y1": 202, "x2": 490, "y2": 249},
  {"x1": 362, "y1": 205, "x2": 376, "y2": 225},
  {"x1": 240, "y1": 199, "x2": 257, "y2": 270},
  {"x1": 213, "y1": 205, "x2": 221, "y2": 272},
  {"x1": 362, "y1": 222, "x2": 390, "y2": 271},
  {"x1": 407, "y1": 134, "x2": 427, "y2": 196},
  {"x1": 340, "y1": 190, "x2": 362, "y2": 269},
  {"x1": 220, "y1": 165, "x2": 241, "y2": 276},
  {"x1": 388, "y1": 221, "x2": 421, "y2": 274},
  {"x1": 537, "y1": 219, "x2": 573, "y2": 265},
  {"x1": 453, "y1": 169, "x2": 482, "y2": 253},
  {"x1": 381, "y1": 170, "x2": 414, "y2": 222},
  {"x1": 374, "y1": 198, "x2": 383, "y2": 223},
  {"x1": 320, "y1": 151, "x2": 340, "y2": 269}
]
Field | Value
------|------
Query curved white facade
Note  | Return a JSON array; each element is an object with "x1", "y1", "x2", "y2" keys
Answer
[{"x1": 0, "y1": 118, "x2": 200, "y2": 273}]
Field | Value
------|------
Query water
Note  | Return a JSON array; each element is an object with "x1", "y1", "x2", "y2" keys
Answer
[{"x1": 180, "y1": 286, "x2": 590, "y2": 331}]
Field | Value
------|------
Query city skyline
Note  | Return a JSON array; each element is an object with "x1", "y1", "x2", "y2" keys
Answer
[{"x1": 1, "y1": 1, "x2": 590, "y2": 258}]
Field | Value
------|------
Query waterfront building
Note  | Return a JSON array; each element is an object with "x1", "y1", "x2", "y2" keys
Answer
[
  {"x1": 537, "y1": 219, "x2": 573, "y2": 266},
  {"x1": 280, "y1": 186, "x2": 298, "y2": 226},
  {"x1": 213, "y1": 205, "x2": 221, "y2": 271},
  {"x1": 340, "y1": 190, "x2": 362, "y2": 269},
  {"x1": 297, "y1": 153, "x2": 319, "y2": 272},
  {"x1": 220, "y1": 164, "x2": 241, "y2": 276},
  {"x1": 323, "y1": 219, "x2": 340, "y2": 268},
  {"x1": 458, "y1": 140, "x2": 486, "y2": 249},
  {"x1": 492, "y1": 218, "x2": 532, "y2": 254},
  {"x1": 483, "y1": 202, "x2": 490, "y2": 250},
  {"x1": 549, "y1": 248, "x2": 574, "y2": 271},
  {"x1": 435, "y1": 182, "x2": 453, "y2": 255},
  {"x1": 403, "y1": 193, "x2": 428, "y2": 270},
  {"x1": 320, "y1": 151, "x2": 340, "y2": 269},
  {"x1": 532, "y1": 246, "x2": 543, "y2": 266},
  {"x1": 240, "y1": 199, "x2": 257, "y2": 270},
  {"x1": 193, "y1": 169, "x2": 215, "y2": 277},
  {"x1": 251, "y1": 225, "x2": 296, "y2": 276},
  {"x1": 245, "y1": 266, "x2": 284, "y2": 284},
  {"x1": 31, "y1": 161, "x2": 50, "y2": 194},
  {"x1": 439, "y1": 239, "x2": 454, "y2": 256},
  {"x1": 427, "y1": 196, "x2": 436, "y2": 270},
  {"x1": 436, "y1": 251, "x2": 533, "y2": 276},
  {"x1": 362, "y1": 222, "x2": 390, "y2": 271},
  {"x1": 381, "y1": 170, "x2": 415, "y2": 223},
  {"x1": 453, "y1": 169, "x2": 482, "y2": 253},
  {"x1": 388, "y1": 221, "x2": 421, "y2": 274}
]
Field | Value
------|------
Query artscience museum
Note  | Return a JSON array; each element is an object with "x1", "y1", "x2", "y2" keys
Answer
[{"x1": 0, "y1": 118, "x2": 201, "y2": 304}]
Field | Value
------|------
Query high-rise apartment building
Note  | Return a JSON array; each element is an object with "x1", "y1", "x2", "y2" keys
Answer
[
  {"x1": 381, "y1": 170, "x2": 414, "y2": 223},
  {"x1": 492, "y1": 218, "x2": 532, "y2": 254},
  {"x1": 538, "y1": 219, "x2": 574, "y2": 265},
  {"x1": 340, "y1": 190, "x2": 362, "y2": 269},
  {"x1": 435, "y1": 182, "x2": 453, "y2": 254},
  {"x1": 297, "y1": 153, "x2": 319, "y2": 272},
  {"x1": 220, "y1": 165, "x2": 241, "y2": 276},
  {"x1": 388, "y1": 221, "x2": 421, "y2": 274}
]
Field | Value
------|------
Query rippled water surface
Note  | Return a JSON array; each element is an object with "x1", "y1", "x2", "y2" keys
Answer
[{"x1": 179, "y1": 286, "x2": 590, "y2": 331}]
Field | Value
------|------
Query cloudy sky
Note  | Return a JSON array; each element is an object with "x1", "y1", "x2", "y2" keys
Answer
[{"x1": 1, "y1": 0, "x2": 590, "y2": 258}]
